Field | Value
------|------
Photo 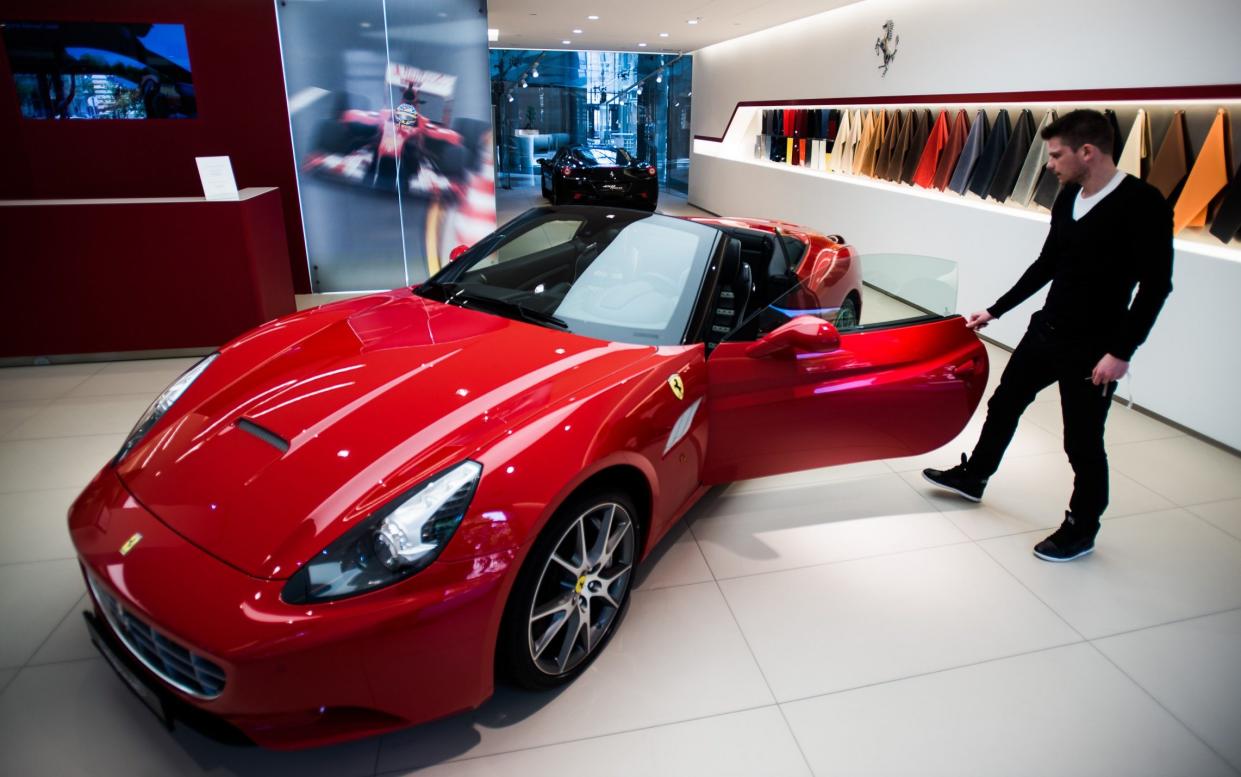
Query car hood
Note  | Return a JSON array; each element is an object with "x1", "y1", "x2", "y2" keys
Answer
[{"x1": 118, "y1": 292, "x2": 656, "y2": 579}]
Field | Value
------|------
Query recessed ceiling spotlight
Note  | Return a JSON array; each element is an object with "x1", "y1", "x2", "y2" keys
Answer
[
  {"x1": 638, "y1": 42, "x2": 647, "y2": 47},
  {"x1": 531, "y1": 66, "x2": 539, "y2": 78},
  {"x1": 562, "y1": 40, "x2": 571, "y2": 44},
  {"x1": 659, "y1": 32, "x2": 669, "y2": 37},
  {"x1": 687, "y1": 19, "x2": 699, "y2": 25},
  {"x1": 359, "y1": 21, "x2": 372, "y2": 28},
  {"x1": 588, "y1": 15, "x2": 600, "y2": 20},
  {"x1": 573, "y1": 28, "x2": 583, "y2": 34}
]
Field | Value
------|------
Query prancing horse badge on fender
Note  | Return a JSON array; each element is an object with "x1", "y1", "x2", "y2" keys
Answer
[{"x1": 667, "y1": 374, "x2": 685, "y2": 400}]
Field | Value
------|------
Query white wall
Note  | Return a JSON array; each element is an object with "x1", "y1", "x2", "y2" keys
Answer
[{"x1": 689, "y1": 0, "x2": 1241, "y2": 450}]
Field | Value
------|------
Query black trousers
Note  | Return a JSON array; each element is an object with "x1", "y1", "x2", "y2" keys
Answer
[{"x1": 968, "y1": 318, "x2": 1116, "y2": 524}]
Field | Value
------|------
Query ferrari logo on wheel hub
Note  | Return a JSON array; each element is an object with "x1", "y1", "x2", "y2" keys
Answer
[{"x1": 575, "y1": 575, "x2": 587, "y2": 594}]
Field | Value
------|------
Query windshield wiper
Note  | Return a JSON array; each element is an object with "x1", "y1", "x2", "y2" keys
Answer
[{"x1": 439, "y1": 284, "x2": 569, "y2": 330}]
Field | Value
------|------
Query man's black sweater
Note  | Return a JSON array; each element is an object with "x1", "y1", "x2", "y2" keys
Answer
[{"x1": 987, "y1": 174, "x2": 1173, "y2": 361}]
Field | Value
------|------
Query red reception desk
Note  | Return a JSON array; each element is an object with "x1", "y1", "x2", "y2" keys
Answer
[{"x1": 2, "y1": 187, "x2": 296, "y2": 359}]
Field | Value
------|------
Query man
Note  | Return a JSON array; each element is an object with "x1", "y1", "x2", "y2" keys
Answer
[{"x1": 922, "y1": 109, "x2": 1173, "y2": 562}]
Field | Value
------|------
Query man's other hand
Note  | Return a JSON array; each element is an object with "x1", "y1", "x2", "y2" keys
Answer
[{"x1": 1092, "y1": 354, "x2": 1129, "y2": 384}]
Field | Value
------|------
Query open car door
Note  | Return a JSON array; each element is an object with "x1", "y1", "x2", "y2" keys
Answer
[{"x1": 703, "y1": 265, "x2": 988, "y2": 484}]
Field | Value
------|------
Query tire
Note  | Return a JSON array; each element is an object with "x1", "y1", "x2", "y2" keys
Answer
[
  {"x1": 835, "y1": 293, "x2": 861, "y2": 330},
  {"x1": 398, "y1": 141, "x2": 422, "y2": 191},
  {"x1": 499, "y1": 489, "x2": 639, "y2": 690},
  {"x1": 432, "y1": 142, "x2": 469, "y2": 179},
  {"x1": 550, "y1": 181, "x2": 563, "y2": 206}
]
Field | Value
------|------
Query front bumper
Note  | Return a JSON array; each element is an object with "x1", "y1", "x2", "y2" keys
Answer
[{"x1": 69, "y1": 469, "x2": 514, "y2": 749}]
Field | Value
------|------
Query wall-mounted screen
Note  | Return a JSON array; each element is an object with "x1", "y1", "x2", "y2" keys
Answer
[{"x1": 2, "y1": 21, "x2": 195, "y2": 119}]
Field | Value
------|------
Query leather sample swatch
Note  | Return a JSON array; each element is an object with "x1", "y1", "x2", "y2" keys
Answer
[
  {"x1": 1010, "y1": 109, "x2": 1057, "y2": 206},
  {"x1": 901, "y1": 109, "x2": 934, "y2": 184},
  {"x1": 833, "y1": 109, "x2": 855, "y2": 173},
  {"x1": 1105, "y1": 109, "x2": 1122, "y2": 164},
  {"x1": 858, "y1": 109, "x2": 878, "y2": 175},
  {"x1": 948, "y1": 109, "x2": 989, "y2": 195},
  {"x1": 1208, "y1": 161, "x2": 1241, "y2": 243},
  {"x1": 1148, "y1": 110, "x2": 1193, "y2": 200},
  {"x1": 875, "y1": 109, "x2": 902, "y2": 181},
  {"x1": 852, "y1": 110, "x2": 877, "y2": 175},
  {"x1": 988, "y1": 109, "x2": 1037, "y2": 202},
  {"x1": 888, "y1": 109, "x2": 917, "y2": 181},
  {"x1": 932, "y1": 109, "x2": 971, "y2": 190},
  {"x1": 1117, "y1": 109, "x2": 1151, "y2": 179},
  {"x1": 1173, "y1": 108, "x2": 1233, "y2": 234},
  {"x1": 912, "y1": 110, "x2": 950, "y2": 187},
  {"x1": 967, "y1": 109, "x2": 1012, "y2": 197},
  {"x1": 786, "y1": 137, "x2": 795, "y2": 166},
  {"x1": 1032, "y1": 166, "x2": 1062, "y2": 209}
]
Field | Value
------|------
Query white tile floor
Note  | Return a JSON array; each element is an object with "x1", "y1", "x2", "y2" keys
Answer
[{"x1": 2, "y1": 187, "x2": 1240, "y2": 775}]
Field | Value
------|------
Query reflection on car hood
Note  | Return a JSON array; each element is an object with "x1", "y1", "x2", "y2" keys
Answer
[{"x1": 117, "y1": 291, "x2": 656, "y2": 579}]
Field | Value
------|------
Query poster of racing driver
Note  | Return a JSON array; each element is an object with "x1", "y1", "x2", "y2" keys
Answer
[{"x1": 278, "y1": 0, "x2": 495, "y2": 292}]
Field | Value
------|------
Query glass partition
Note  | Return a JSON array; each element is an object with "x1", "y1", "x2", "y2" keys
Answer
[{"x1": 489, "y1": 49, "x2": 691, "y2": 194}]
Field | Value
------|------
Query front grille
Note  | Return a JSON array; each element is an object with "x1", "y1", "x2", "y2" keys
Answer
[{"x1": 87, "y1": 574, "x2": 226, "y2": 699}]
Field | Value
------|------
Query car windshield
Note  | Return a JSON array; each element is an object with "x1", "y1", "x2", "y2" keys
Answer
[
  {"x1": 572, "y1": 147, "x2": 633, "y2": 166},
  {"x1": 418, "y1": 207, "x2": 720, "y2": 345}
]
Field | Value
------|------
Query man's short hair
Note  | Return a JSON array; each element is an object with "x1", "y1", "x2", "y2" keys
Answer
[{"x1": 1041, "y1": 109, "x2": 1114, "y2": 155}]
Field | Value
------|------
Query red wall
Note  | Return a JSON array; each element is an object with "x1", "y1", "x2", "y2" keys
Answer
[{"x1": 0, "y1": 0, "x2": 311, "y2": 292}]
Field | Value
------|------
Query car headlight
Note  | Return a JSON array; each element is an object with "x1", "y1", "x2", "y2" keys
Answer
[
  {"x1": 282, "y1": 460, "x2": 482, "y2": 604},
  {"x1": 114, "y1": 353, "x2": 218, "y2": 465}
]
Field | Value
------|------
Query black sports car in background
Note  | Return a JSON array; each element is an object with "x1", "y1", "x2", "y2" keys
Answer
[{"x1": 539, "y1": 146, "x2": 659, "y2": 210}]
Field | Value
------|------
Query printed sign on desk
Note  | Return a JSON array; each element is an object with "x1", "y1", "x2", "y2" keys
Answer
[{"x1": 195, "y1": 156, "x2": 240, "y2": 201}]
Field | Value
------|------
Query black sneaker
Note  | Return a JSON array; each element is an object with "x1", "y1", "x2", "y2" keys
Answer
[
  {"x1": 1033, "y1": 512, "x2": 1099, "y2": 562},
  {"x1": 922, "y1": 453, "x2": 987, "y2": 502}
]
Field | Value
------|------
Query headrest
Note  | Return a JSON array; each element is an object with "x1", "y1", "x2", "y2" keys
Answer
[{"x1": 719, "y1": 237, "x2": 742, "y2": 282}]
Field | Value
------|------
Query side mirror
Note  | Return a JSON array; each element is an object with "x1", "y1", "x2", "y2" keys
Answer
[
  {"x1": 745, "y1": 315, "x2": 841, "y2": 359},
  {"x1": 449, "y1": 244, "x2": 469, "y2": 262},
  {"x1": 536, "y1": 158, "x2": 550, "y2": 168}
]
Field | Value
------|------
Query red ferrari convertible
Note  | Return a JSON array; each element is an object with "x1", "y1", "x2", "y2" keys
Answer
[{"x1": 70, "y1": 206, "x2": 987, "y2": 748}]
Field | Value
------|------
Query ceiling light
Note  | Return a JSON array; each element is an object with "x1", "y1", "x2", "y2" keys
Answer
[
  {"x1": 487, "y1": 28, "x2": 498, "y2": 41},
  {"x1": 588, "y1": 15, "x2": 600, "y2": 21},
  {"x1": 573, "y1": 28, "x2": 583, "y2": 34},
  {"x1": 636, "y1": 85, "x2": 643, "y2": 95},
  {"x1": 507, "y1": 94, "x2": 513, "y2": 102},
  {"x1": 359, "y1": 21, "x2": 372, "y2": 28},
  {"x1": 659, "y1": 32, "x2": 669, "y2": 37},
  {"x1": 531, "y1": 66, "x2": 539, "y2": 78},
  {"x1": 521, "y1": 78, "x2": 527, "y2": 88},
  {"x1": 638, "y1": 42, "x2": 647, "y2": 47},
  {"x1": 656, "y1": 72, "x2": 662, "y2": 83},
  {"x1": 562, "y1": 39, "x2": 571, "y2": 44},
  {"x1": 687, "y1": 19, "x2": 699, "y2": 25}
]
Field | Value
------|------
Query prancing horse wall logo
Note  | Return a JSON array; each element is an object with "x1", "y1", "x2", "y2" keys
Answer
[{"x1": 874, "y1": 20, "x2": 899, "y2": 77}]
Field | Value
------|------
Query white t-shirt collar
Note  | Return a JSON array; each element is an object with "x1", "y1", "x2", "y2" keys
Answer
[{"x1": 1073, "y1": 170, "x2": 1128, "y2": 220}]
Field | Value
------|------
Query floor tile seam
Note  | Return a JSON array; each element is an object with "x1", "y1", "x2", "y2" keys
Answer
[
  {"x1": 1084, "y1": 640, "x2": 1241, "y2": 777},
  {"x1": 20, "y1": 593, "x2": 90, "y2": 669},
  {"x1": 372, "y1": 702, "x2": 784, "y2": 775},
  {"x1": 970, "y1": 536, "x2": 1090, "y2": 641},
  {"x1": 706, "y1": 536, "x2": 978, "y2": 584},
  {"x1": 1184, "y1": 495, "x2": 1241, "y2": 511},
  {"x1": 774, "y1": 637, "x2": 1088, "y2": 708},
  {"x1": 1085, "y1": 604, "x2": 1241, "y2": 643},
  {"x1": 0, "y1": 555, "x2": 79, "y2": 569},
  {"x1": 771, "y1": 699, "x2": 818, "y2": 777},
  {"x1": 0, "y1": 427, "x2": 131, "y2": 443},
  {"x1": 707, "y1": 573, "x2": 782, "y2": 705}
]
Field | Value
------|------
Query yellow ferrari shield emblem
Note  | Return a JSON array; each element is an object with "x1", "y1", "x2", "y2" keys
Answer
[
  {"x1": 668, "y1": 374, "x2": 685, "y2": 400},
  {"x1": 575, "y1": 575, "x2": 587, "y2": 594},
  {"x1": 120, "y1": 532, "x2": 143, "y2": 556}
]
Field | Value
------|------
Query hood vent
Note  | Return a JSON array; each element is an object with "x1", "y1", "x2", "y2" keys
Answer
[{"x1": 236, "y1": 418, "x2": 289, "y2": 454}]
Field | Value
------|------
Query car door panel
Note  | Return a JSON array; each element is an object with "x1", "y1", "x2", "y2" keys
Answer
[{"x1": 703, "y1": 316, "x2": 987, "y2": 484}]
